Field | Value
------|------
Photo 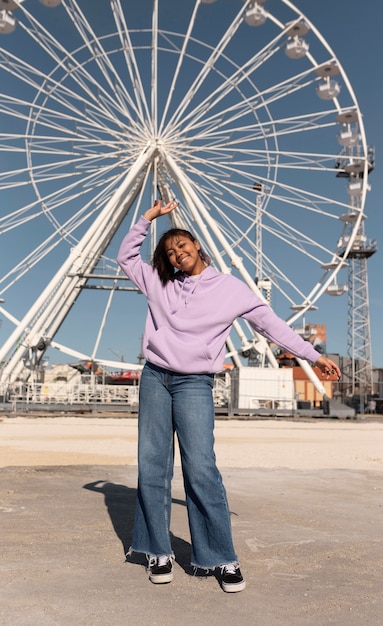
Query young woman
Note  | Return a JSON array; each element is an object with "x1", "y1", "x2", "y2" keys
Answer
[{"x1": 117, "y1": 199, "x2": 341, "y2": 593}]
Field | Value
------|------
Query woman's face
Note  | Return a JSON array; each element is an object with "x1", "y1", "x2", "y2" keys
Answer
[{"x1": 165, "y1": 235, "x2": 206, "y2": 276}]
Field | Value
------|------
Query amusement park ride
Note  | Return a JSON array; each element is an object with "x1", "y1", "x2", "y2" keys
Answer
[{"x1": 0, "y1": 0, "x2": 376, "y2": 410}]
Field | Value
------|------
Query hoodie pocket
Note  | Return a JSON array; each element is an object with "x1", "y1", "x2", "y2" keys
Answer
[{"x1": 146, "y1": 326, "x2": 212, "y2": 373}]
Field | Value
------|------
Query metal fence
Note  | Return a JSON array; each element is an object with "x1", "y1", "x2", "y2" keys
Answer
[{"x1": 1, "y1": 375, "x2": 231, "y2": 411}]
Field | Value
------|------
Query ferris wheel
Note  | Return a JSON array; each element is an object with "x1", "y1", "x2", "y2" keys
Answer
[{"x1": 0, "y1": 0, "x2": 371, "y2": 390}]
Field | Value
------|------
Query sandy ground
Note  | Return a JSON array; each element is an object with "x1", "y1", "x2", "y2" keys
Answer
[
  {"x1": 1, "y1": 414, "x2": 382, "y2": 470},
  {"x1": 1, "y1": 413, "x2": 383, "y2": 626}
]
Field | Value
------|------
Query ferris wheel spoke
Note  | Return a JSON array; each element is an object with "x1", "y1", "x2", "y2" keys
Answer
[
  {"x1": 172, "y1": 57, "x2": 304, "y2": 137},
  {"x1": 179, "y1": 59, "x2": 335, "y2": 143},
  {"x1": 161, "y1": 21, "x2": 276, "y2": 138},
  {"x1": 186, "y1": 144, "x2": 342, "y2": 175},
  {"x1": 25, "y1": 135, "x2": 121, "y2": 157},
  {"x1": 0, "y1": 88, "x2": 125, "y2": 152},
  {"x1": 0, "y1": 207, "x2": 43, "y2": 233},
  {"x1": 15, "y1": 3, "x2": 141, "y2": 125},
  {"x1": 244, "y1": 150, "x2": 340, "y2": 172},
  {"x1": 24, "y1": 151, "x2": 123, "y2": 184},
  {"x1": 63, "y1": 0, "x2": 146, "y2": 122},
  {"x1": 256, "y1": 108, "x2": 348, "y2": 136},
  {"x1": 232, "y1": 237, "x2": 307, "y2": 304},
  {"x1": 261, "y1": 218, "x2": 334, "y2": 262},
  {"x1": 169, "y1": 31, "x2": 288, "y2": 136},
  {"x1": 27, "y1": 96, "x2": 124, "y2": 140},
  {"x1": 254, "y1": 254, "x2": 307, "y2": 304},
  {"x1": 167, "y1": 2, "x2": 247, "y2": 131},
  {"x1": 177, "y1": 161, "x2": 346, "y2": 274},
  {"x1": 266, "y1": 181, "x2": 352, "y2": 215},
  {"x1": 110, "y1": 0, "x2": 151, "y2": 124},
  {"x1": 188, "y1": 108, "x2": 342, "y2": 145},
  {"x1": 158, "y1": 2, "x2": 201, "y2": 134},
  {"x1": 183, "y1": 151, "x2": 352, "y2": 220},
  {"x1": 0, "y1": 204, "x2": 87, "y2": 293},
  {"x1": 32, "y1": 164, "x2": 128, "y2": 231},
  {"x1": 183, "y1": 160, "x2": 336, "y2": 219},
  {"x1": 1, "y1": 156, "x2": 126, "y2": 243},
  {"x1": 1, "y1": 238, "x2": 63, "y2": 295}
]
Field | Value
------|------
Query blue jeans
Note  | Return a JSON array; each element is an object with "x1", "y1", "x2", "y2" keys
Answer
[{"x1": 131, "y1": 362, "x2": 238, "y2": 569}]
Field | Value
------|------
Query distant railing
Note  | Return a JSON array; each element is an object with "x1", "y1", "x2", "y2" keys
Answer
[
  {"x1": 1, "y1": 377, "x2": 230, "y2": 409},
  {"x1": 6, "y1": 381, "x2": 139, "y2": 407}
]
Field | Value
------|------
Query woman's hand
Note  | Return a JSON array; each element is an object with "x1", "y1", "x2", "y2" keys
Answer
[
  {"x1": 144, "y1": 199, "x2": 178, "y2": 222},
  {"x1": 315, "y1": 356, "x2": 341, "y2": 380}
]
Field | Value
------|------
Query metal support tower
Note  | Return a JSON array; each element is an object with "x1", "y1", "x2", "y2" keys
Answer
[
  {"x1": 347, "y1": 236, "x2": 376, "y2": 398},
  {"x1": 335, "y1": 124, "x2": 376, "y2": 401}
]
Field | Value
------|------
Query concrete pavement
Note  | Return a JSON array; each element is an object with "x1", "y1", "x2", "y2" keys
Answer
[{"x1": 1, "y1": 463, "x2": 382, "y2": 626}]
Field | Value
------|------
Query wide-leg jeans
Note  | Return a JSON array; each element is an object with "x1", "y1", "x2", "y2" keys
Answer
[{"x1": 131, "y1": 361, "x2": 238, "y2": 569}]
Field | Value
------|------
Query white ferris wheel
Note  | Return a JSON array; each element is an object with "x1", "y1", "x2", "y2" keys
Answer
[{"x1": 0, "y1": 0, "x2": 371, "y2": 392}]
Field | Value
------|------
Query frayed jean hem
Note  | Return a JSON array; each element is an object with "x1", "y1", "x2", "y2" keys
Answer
[
  {"x1": 126, "y1": 546, "x2": 175, "y2": 562},
  {"x1": 191, "y1": 559, "x2": 240, "y2": 572}
]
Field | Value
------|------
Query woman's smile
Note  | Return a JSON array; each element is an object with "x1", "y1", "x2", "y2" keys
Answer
[{"x1": 165, "y1": 236, "x2": 206, "y2": 275}]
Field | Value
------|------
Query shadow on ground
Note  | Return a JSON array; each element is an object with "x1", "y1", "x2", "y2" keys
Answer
[{"x1": 83, "y1": 479, "x2": 194, "y2": 573}]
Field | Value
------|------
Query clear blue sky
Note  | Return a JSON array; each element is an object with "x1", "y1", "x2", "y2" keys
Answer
[{"x1": 0, "y1": 0, "x2": 382, "y2": 370}]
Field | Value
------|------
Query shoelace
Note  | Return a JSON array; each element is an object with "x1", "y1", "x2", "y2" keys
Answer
[
  {"x1": 221, "y1": 563, "x2": 238, "y2": 575},
  {"x1": 148, "y1": 555, "x2": 172, "y2": 567}
]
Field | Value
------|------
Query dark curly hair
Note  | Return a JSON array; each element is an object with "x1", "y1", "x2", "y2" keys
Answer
[{"x1": 152, "y1": 228, "x2": 211, "y2": 285}]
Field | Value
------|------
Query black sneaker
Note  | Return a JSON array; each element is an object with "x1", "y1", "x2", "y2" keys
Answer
[
  {"x1": 148, "y1": 555, "x2": 174, "y2": 584},
  {"x1": 220, "y1": 563, "x2": 246, "y2": 593}
]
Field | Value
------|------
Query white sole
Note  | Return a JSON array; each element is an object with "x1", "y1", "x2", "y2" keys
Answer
[
  {"x1": 222, "y1": 580, "x2": 246, "y2": 593},
  {"x1": 149, "y1": 572, "x2": 173, "y2": 584}
]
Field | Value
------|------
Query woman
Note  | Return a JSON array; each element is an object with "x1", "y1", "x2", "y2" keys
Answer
[{"x1": 117, "y1": 199, "x2": 341, "y2": 593}]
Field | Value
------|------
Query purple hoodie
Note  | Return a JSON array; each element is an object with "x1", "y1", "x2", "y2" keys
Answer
[{"x1": 117, "y1": 216, "x2": 320, "y2": 374}]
